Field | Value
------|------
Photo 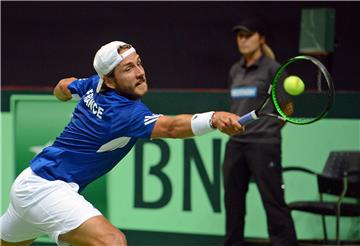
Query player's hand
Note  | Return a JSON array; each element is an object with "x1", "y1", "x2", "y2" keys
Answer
[
  {"x1": 54, "y1": 77, "x2": 78, "y2": 101},
  {"x1": 211, "y1": 112, "x2": 245, "y2": 136}
]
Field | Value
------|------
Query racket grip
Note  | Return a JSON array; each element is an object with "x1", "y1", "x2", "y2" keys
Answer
[{"x1": 238, "y1": 110, "x2": 259, "y2": 125}]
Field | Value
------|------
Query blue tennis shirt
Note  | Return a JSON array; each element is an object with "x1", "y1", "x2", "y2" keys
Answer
[{"x1": 30, "y1": 75, "x2": 160, "y2": 191}]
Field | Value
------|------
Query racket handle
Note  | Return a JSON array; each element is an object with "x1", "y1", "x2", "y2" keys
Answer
[{"x1": 238, "y1": 110, "x2": 259, "y2": 125}]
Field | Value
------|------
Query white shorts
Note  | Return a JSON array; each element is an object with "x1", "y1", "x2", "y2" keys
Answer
[{"x1": 0, "y1": 167, "x2": 102, "y2": 245}]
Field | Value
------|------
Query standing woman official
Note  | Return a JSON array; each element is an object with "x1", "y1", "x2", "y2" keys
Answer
[{"x1": 222, "y1": 19, "x2": 298, "y2": 246}]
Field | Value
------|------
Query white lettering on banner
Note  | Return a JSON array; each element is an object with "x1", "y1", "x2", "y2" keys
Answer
[{"x1": 83, "y1": 89, "x2": 104, "y2": 119}]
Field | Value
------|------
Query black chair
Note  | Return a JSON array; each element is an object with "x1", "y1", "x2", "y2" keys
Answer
[{"x1": 283, "y1": 151, "x2": 360, "y2": 245}]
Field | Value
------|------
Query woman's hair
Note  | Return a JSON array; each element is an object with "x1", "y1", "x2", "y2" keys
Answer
[{"x1": 262, "y1": 43, "x2": 276, "y2": 60}]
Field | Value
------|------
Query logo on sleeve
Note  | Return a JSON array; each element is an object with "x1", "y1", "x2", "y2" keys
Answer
[{"x1": 144, "y1": 114, "x2": 162, "y2": 125}]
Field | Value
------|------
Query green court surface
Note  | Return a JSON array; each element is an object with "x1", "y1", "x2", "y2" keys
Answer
[{"x1": 29, "y1": 233, "x2": 360, "y2": 246}]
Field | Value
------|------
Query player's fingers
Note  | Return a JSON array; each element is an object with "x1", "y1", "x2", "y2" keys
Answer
[
  {"x1": 215, "y1": 114, "x2": 244, "y2": 135},
  {"x1": 219, "y1": 116, "x2": 229, "y2": 128},
  {"x1": 221, "y1": 119, "x2": 243, "y2": 136},
  {"x1": 224, "y1": 116, "x2": 233, "y2": 128},
  {"x1": 229, "y1": 117, "x2": 243, "y2": 132},
  {"x1": 221, "y1": 118, "x2": 232, "y2": 128}
]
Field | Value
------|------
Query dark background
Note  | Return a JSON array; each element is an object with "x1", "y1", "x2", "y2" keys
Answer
[{"x1": 2, "y1": 1, "x2": 360, "y2": 90}]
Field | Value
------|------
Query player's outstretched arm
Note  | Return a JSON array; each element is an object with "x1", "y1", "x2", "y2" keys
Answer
[
  {"x1": 53, "y1": 77, "x2": 77, "y2": 101},
  {"x1": 151, "y1": 111, "x2": 244, "y2": 139}
]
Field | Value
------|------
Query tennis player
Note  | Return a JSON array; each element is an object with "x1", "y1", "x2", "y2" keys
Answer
[{"x1": 0, "y1": 41, "x2": 245, "y2": 246}]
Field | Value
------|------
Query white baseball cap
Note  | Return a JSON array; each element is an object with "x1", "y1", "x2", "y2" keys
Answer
[{"x1": 93, "y1": 41, "x2": 136, "y2": 93}]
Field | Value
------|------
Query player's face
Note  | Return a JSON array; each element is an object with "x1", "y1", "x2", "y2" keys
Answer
[
  {"x1": 236, "y1": 31, "x2": 264, "y2": 56},
  {"x1": 109, "y1": 51, "x2": 148, "y2": 100}
]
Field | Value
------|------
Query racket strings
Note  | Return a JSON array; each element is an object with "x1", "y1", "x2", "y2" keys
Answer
[{"x1": 272, "y1": 56, "x2": 334, "y2": 124}]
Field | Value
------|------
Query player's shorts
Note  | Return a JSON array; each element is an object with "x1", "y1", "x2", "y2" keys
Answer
[{"x1": 0, "y1": 167, "x2": 102, "y2": 246}]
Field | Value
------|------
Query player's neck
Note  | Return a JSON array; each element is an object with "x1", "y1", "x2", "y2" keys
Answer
[{"x1": 244, "y1": 49, "x2": 262, "y2": 67}]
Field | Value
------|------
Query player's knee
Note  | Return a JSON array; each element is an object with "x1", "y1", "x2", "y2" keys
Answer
[{"x1": 96, "y1": 230, "x2": 127, "y2": 246}]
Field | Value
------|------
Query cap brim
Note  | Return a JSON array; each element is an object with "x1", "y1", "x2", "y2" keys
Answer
[
  {"x1": 96, "y1": 77, "x2": 103, "y2": 93},
  {"x1": 232, "y1": 25, "x2": 252, "y2": 33}
]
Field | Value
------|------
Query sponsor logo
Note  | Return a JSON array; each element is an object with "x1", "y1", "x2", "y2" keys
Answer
[{"x1": 231, "y1": 86, "x2": 257, "y2": 98}]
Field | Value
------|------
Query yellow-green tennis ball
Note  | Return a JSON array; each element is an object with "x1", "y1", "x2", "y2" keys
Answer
[{"x1": 283, "y1": 75, "x2": 305, "y2": 96}]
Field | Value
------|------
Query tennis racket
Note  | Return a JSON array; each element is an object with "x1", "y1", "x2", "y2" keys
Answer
[{"x1": 238, "y1": 55, "x2": 335, "y2": 125}]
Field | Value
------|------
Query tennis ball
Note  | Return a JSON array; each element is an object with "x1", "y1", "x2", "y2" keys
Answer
[{"x1": 283, "y1": 75, "x2": 305, "y2": 96}]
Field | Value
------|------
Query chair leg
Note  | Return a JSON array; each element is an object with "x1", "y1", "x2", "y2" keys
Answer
[
  {"x1": 320, "y1": 194, "x2": 328, "y2": 242},
  {"x1": 321, "y1": 214, "x2": 328, "y2": 242},
  {"x1": 336, "y1": 215, "x2": 340, "y2": 246},
  {"x1": 335, "y1": 175, "x2": 349, "y2": 246}
]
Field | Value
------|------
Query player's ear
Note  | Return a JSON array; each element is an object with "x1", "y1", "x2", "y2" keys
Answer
[{"x1": 103, "y1": 76, "x2": 116, "y2": 90}]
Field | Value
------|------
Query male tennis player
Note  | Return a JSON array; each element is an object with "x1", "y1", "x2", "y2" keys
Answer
[{"x1": 0, "y1": 41, "x2": 245, "y2": 246}]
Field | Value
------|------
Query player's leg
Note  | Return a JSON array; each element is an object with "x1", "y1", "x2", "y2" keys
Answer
[
  {"x1": 0, "y1": 169, "x2": 42, "y2": 245},
  {"x1": 0, "y1": 239, "x2": 35, "y2": 246},
  {"x1": 0, "y1": 205, "x2": 38, "y2": 245},
  {"x1": 248, "y1": 143, "x2": 298, "y2": 246},
  {"x1": 3, "y1": 167, "x2": 113, "y2": 245},
  {"x1": 223, "y1": 140, "x2": 251, "y2": 246},
  {"x1": 59, "y1": 215, "x2": 126, "y2": 246}
]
